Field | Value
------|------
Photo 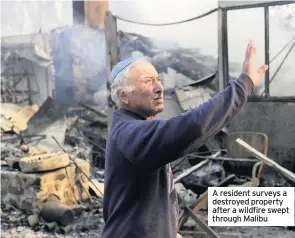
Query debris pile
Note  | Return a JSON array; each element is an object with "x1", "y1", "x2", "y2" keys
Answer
[
  {"x1": 1, "y1": 30, "x2": 295, "y2": 237},
  {"x1": 64, "y1": 103, "x2": 108, "y2": 171},
  {"x1": 1, "y1": 97, "x2": 106, "y2": 237},
  {"x1": 1, "y1": 96, "x2": 295, "y2": 238}
]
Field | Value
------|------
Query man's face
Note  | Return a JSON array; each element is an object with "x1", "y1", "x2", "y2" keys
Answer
[{"x1": 124, "y1": 60, "x2": 164, "y2": 118}]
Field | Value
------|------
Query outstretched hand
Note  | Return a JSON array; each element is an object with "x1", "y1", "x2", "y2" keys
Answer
[{"x1": 242, "y1": 40, "x2": 269, "y2": 86}]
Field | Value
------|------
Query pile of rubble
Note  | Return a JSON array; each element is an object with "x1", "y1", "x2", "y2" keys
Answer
[
  {"x1": 1, "y1": 97, "x2": 295, "y2": 238},
  {"x1": 1, "y1": 97, "x2": 106, "y2": 237}
]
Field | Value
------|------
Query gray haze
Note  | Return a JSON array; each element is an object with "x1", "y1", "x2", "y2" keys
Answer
[
  {"x1": 109, "y1": 0, "x2": 295, "y2": 96},
  {"x1": 1, "y1": 0, "x2": 294, "y2": 96}
]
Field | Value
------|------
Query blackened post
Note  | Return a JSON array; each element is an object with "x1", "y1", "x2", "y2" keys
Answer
[
  {"x1": 264, "y1": 6, "x2": 270, "y2": 97},
  {"x1": 72, "y1": 0, "x2": 85, "y2": 25},
  {"x1": 104, "y1": 11, "x2": 119, "y2": 129},
  {"x1": 223, "y1": 10, "x2": 229, "y2": 89},
  {"x1": 218, "y1": 7, "x2": 229, "y2": 91}
]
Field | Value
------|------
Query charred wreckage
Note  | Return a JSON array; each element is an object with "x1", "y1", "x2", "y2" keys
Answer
[{"x1": 1, "y1": 15, "x2": 295, "y2": 238}]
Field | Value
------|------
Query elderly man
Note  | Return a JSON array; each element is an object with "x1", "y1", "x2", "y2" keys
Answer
[{"x1": 101, "y1": 41, "x2": 268, "y2": 238}]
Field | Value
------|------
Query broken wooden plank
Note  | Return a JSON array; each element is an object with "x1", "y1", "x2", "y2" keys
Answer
[
  {"x1": 19, "y1": 152, "x2": 70, "y2": 173},
  {"x1": 89, "y1": 179, "x2": 104, "y2": 198},
  {"x1": 1, "y1": 103, "x2": 39, "y2": 134},
  {"x1": 236, "y1": 138, "x2": 295, "y2": 183}
]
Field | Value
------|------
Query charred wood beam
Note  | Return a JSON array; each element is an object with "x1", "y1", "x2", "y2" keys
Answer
[
  {"x1": 217, "y1": 8, "x2": 228, "y2": 91},
  {"x1": 264, "y1": 6, "x2": 270, "y2": 97},
  {"x1": 105, "y1": 11, "x2": 119, "y2": 128},
  {"x1": 78, "y1": 102, "x2": 107, "y2": 118},
  {"x1": 72, "y1": 0, "x2": 85, "y2": 25}
]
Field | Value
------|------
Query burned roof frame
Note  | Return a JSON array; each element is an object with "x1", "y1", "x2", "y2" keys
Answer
[{"x1": 218, "y1": 0, "x2": 295, "y2": 102}]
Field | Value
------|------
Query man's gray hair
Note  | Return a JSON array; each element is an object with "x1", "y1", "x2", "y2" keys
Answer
[{"x1": 110, "y1": 64, "x2": 136, "y2": 108}]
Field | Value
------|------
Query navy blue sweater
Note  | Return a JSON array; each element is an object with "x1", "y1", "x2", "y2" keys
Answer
[{"x1": 102, "y1": 74, "x2": 254, "y2": 238}]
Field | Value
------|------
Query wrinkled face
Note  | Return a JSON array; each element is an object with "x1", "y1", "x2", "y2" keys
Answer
[{"x1": 123, "y1": 60, "x2": 164, "y2": 118}]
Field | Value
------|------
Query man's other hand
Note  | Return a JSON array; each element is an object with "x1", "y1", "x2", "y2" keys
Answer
[{"x1": 242, "y1": 40, "x2": 269, "y2": 86}]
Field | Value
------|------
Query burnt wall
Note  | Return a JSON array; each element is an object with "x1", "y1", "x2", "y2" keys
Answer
[{"x1": 228, "y1": 101, "x2": 295, "y2": 172}]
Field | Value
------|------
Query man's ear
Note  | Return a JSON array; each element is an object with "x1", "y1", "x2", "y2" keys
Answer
[{"x1": 120, "y1": 91, "x2": 129, "y2": 105}]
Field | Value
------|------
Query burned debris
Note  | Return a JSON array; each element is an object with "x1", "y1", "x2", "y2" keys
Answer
[
  {"x1": 1, "y1": 97, "x2": 107, "y2": 237},
  {"x1": 1, "y1": 35, "x2": 53, "y2": 105},
  {"x1": 1, "y1": 24, "x2": 295, "y2": 238},
  {"x1": 2, "y1": 96, "x2": 295, "y2": 237}
]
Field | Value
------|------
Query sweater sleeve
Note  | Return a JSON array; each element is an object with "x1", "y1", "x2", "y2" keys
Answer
[{"x1": 112, "y1": 73, "x2": 254, "y2": 172}]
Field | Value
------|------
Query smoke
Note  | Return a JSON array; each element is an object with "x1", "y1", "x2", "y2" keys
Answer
[
  {"x1": 4, "y1": 1, "x2": 293, "y2": 105},
  {"x1": 1, "y1": 1, "x2": 73, "y2": 37},
  {"x1": 270, "y1": 4, "x2": 295, "y2": 31}
]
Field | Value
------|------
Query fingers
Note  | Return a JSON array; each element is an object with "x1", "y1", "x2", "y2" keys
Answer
[
  {"x1": 245, "y1": 41, "x2": 251, "y2": 59},
  {"x1": 257, "y1": 64, "x2": 269, "y2": 76},
  {"x1": 245, "y1": 40, "x2": 255, "y2": 64},
  {"x1": 248, "y1": 40, "x2": 256, "y2": 62}
]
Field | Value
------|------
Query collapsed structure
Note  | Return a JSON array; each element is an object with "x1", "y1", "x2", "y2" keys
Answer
[
  {"x1": 1, "y1": 97, "x2": 106, "y2": 235},
  {"x1": 1, "y1": 28, "x2": 295, "y2": 237},
  {"x1": 1, "y1": 1, "x2": 295, "y2": 237}
]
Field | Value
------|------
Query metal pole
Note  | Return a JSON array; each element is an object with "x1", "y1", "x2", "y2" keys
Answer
[{"x1": 264, "y1": 6, "x2": 270, "y2": 97}]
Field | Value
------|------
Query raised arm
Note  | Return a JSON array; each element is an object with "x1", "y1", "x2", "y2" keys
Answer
[
  {"x1": 112, "y1": 73, "x2": 253, "y2": 171},
  {"x1": 112, "y1": 41, "x2": 268, "y2": 172}
]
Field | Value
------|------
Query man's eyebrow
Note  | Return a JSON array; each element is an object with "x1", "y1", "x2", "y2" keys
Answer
[{"x1": 143, "y1": 76, "x2": 160, "y2": 79}]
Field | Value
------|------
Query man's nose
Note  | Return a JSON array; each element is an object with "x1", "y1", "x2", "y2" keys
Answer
[{"x1": 153, "y1": 80, "x2": 164, "y2": 93}]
